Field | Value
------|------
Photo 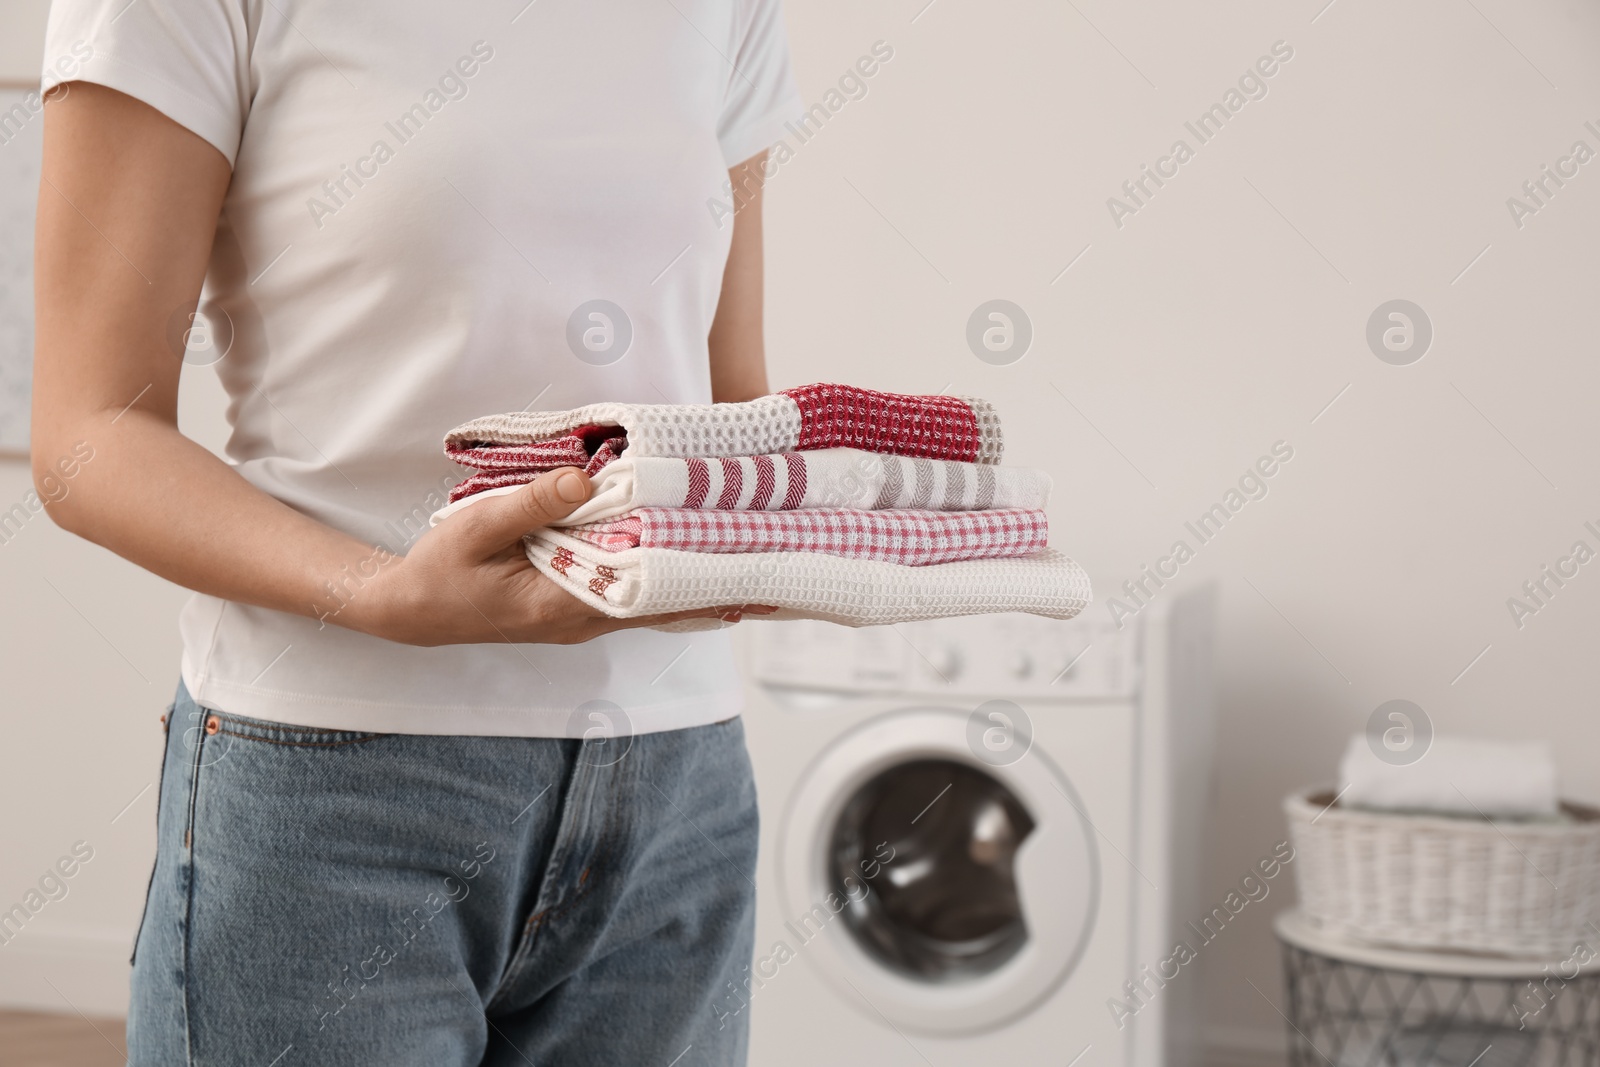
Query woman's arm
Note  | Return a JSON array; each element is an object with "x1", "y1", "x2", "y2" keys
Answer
[
  {"x1": 32, "y1": 84, "x2": 745, "y2": 645},
  {"x1": 707, "y1": 152, "x2": 771, "y2": 403}
]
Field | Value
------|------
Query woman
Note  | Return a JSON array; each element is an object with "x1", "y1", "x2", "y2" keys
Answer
[{"x1": 32, "y1": 1, "x2": 800, "y2": 1063}]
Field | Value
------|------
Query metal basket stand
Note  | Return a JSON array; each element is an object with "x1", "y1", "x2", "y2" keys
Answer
[{"x1": 1275, "y1": 908, "x2": 1600, "y2": 1067}]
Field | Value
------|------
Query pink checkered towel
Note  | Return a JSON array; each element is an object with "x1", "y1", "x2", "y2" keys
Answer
[
  {"x1": 431, "y1": 448, "x2": 1052, "y2": 524},
  {"x1": 563, "y1": 508, "x2": 1047, "y2": 566},
  {"x1": 444, "y1": 384, "x2": 1004, "y2": 483},
  {"x1": 524, "y1": 530, "x2": 1092, "y2": 627}
]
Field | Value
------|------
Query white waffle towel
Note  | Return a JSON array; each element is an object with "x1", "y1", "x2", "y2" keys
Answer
[
  {"x1": 524, "y1": 529, "x2": 1093, "y2": 628},
  {"x1": 445, "y1": 384, "x2": 1004, "y2": 464}
]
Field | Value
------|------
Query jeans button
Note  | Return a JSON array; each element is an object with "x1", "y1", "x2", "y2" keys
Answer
[{"x1": 205, "y1": 715, "x2": 220, "y2": 735}]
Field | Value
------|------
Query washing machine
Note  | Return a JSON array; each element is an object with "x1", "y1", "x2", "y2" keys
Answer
[{"x1": 735, "y1": 585, "x2": 1217, "y2": 1067}]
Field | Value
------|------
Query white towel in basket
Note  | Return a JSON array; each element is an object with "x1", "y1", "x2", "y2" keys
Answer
[{"x1": 1338, "y1": 735, "x2": 1559, "y2": 818}]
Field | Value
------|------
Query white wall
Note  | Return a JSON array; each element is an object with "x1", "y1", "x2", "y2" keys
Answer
[
  {"x1": 0, "y1": 1, "x2": 49, "y2": 80},
  {"x1": 1, "y1": 0, "x2": 238, "y2": 1015},
  {"x1": 766, "y1": 1, "x2": 1600, "y2": 1061},
  {"x1": 3, "y1": 0, "x2": 1598, "y2": 1060}
]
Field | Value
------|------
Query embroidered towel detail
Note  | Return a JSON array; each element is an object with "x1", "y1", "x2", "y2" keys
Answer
[
  {"x1": 443, "y1": 384, "x2": 1003, "y2": 465},
  {"x1": 521, "y1": 533, "x2": 1093, "y2": 626},
  {"x1": 431, "y1": 449, "x2": 1052, "y2": 527},
  {"x1": 588, "y1": 565, "x2": 619, "y2": 599},
  {"x1": 564, "y1": 508, "x2": 1048, "y2": 566}
]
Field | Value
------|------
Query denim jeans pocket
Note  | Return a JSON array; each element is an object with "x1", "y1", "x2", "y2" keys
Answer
[
  {"x1": 198, "y1": 710, "x2": 391, "y2": 749},
  {"x1": 176, "y1": 710, "x2": 395, "y2": 909}
]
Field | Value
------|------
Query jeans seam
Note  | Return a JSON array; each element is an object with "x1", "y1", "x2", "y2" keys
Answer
[
  {"x1": 129, "y1": 707, "x2": 176, "y2": 968},
  {"x1": 542, "y1": 758, "x2": 626, "y2": 933},
  {"x1": 502, "y1": 849, "x2": 606, "y2": 972},
  {"x1": 485, "y1": 752, "x2": 607, "y2": 1014},
  {"x1": 179, "y1": 707, "x2": 206, "y2": 1067}
]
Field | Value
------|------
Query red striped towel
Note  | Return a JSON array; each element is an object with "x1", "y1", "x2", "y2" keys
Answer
[
  {"x1": 439, "y1": 447, "x2": 1053, "y2": 517},
  {"x1": 562, "y1": 508, "x2": 1048, "y2": 566}
]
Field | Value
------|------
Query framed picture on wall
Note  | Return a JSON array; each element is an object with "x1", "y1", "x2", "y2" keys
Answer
[{"x1": 0, "y1": 80, "x2": 45, "y2": 456}]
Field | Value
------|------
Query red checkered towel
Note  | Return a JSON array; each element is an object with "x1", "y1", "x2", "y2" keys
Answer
[
  {"x1": 444, "y1": 384, "x2": 1004, "y2": 478},
  {"x1": 563, "y1": 508, "x2": 1048, "y2": 566},
  {"x1": 433, "y1": 447, "x2": 1052, "y2": 520}
]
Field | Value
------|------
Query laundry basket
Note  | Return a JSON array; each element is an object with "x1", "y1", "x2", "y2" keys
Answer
[{"x1": 1284, "y1": 787, "x2": 1600, "y2": 957}]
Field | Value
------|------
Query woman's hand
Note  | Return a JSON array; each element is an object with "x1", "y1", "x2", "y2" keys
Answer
[{"x1": 349, "y1": 468, "x2": 766, "y2": 646}]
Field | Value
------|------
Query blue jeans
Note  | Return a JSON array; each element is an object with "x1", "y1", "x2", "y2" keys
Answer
[{"x1": 129, "y1": 682, "x2": 759, "y2": 1066}]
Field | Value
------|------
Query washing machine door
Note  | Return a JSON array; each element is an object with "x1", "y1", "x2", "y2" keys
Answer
[{"x1": 776, "y1": 708, "x2": 1099, "y2": 1036}]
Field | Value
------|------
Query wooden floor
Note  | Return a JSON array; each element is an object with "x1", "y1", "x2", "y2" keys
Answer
[{"x1": 0, "y1": 1011, "x2": 127, "y2": 1066}]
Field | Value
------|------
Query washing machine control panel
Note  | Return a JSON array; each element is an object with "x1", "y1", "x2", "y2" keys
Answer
[{"x1": 748, "y1": 614, "x2": 1137, "y2": 698}]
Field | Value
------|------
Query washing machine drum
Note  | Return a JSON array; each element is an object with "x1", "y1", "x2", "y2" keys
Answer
[
  {"x1": 778, "y1": 708, "x2": 1099, "y2": 1035},
  {"x1": 829, "y1": 759, "x2": 1035, "y2": 981}
]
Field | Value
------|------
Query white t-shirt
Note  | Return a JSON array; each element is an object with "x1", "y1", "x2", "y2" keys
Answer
[{"x1": 44, "y1": 0, "x2": 803, "y2": 736}]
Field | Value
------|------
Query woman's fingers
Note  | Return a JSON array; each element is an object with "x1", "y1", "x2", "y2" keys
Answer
[{"x1": 442, "y1": 468, "x2": 592, "y2": 556}]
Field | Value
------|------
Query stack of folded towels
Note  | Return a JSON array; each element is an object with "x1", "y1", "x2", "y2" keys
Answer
[{"x1": 430, "y1": 383, "x2": 1092, "y2": 628}]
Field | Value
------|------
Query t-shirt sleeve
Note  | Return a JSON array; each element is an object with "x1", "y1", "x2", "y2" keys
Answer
[
  {"x1": 716, "y1": 0, "x2": 805, "y2": 167},
  {"x1": 43, "y1": 0, "x2": 252, "y2": 166}
]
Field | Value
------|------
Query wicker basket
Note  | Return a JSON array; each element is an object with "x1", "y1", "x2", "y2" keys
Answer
[{"x1": 1284, "y1": 787, "x2": 1600, "y2": 957}]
